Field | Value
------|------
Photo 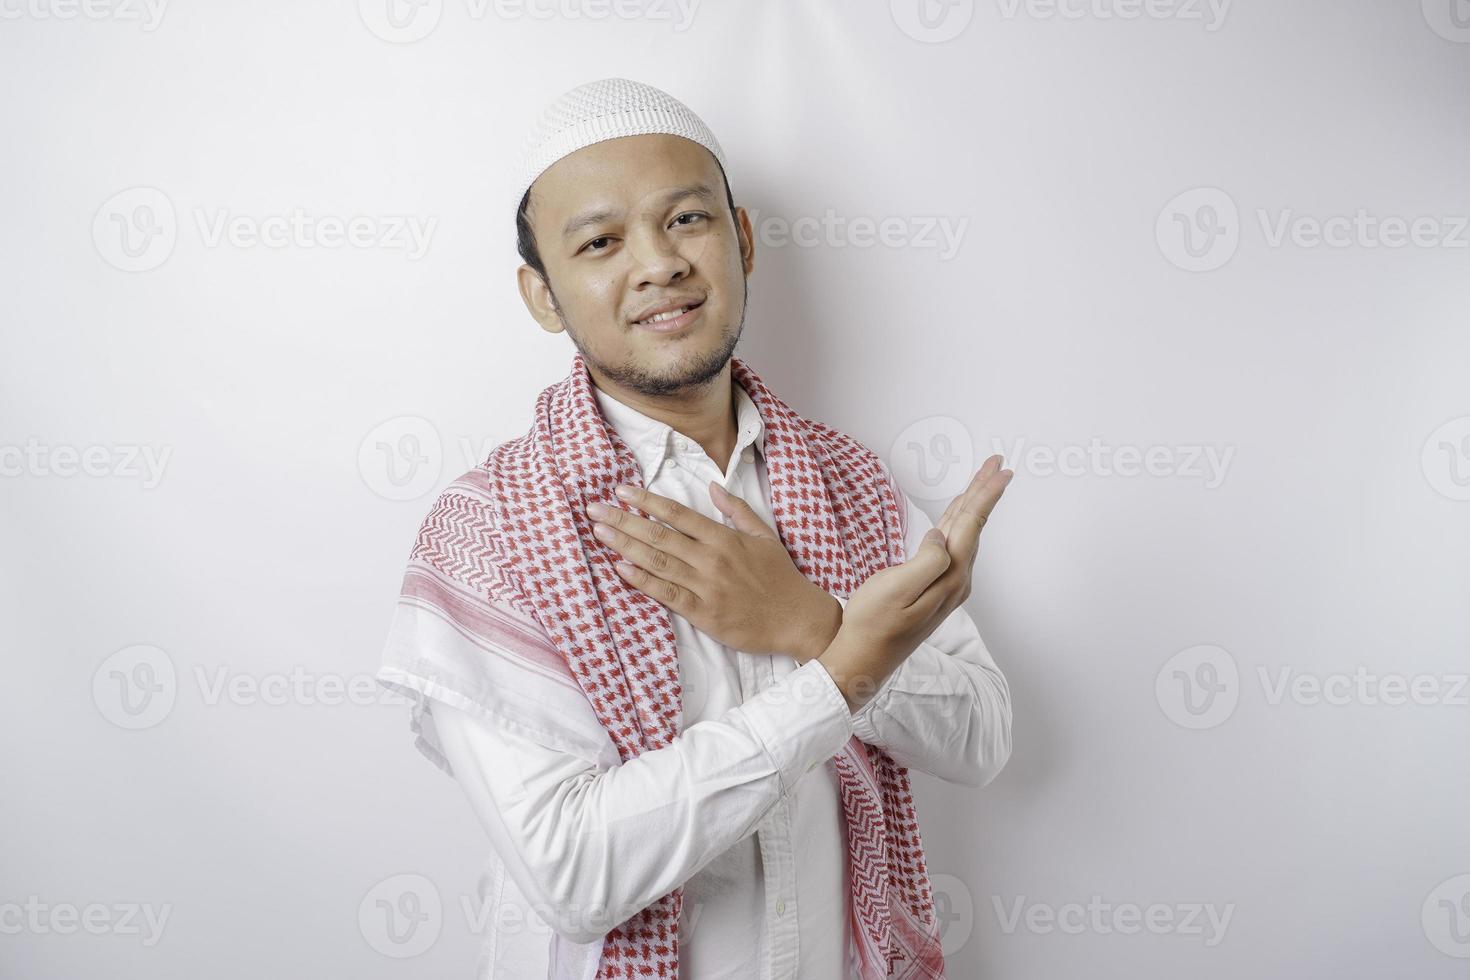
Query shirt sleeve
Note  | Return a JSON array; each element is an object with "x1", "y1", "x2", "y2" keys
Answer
[
  {"x1": 837, "y1": 474, "x2": 1014, "y2": 789},
  {"x1": 431, "y1": 656, "x2": 855, "y2": 945}
]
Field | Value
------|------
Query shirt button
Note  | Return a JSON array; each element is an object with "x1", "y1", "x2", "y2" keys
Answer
[
  {"x1": 741, "y1": 448, "x2": 754, "y2": 463},
  {"x1": 775, "y1": 900, "x2": 786, "y2": 916},
  {"x1": 673, "y1": 437, "x2": 689, "y2": 453}
]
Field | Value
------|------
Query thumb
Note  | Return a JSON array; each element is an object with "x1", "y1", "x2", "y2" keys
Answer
[
  {"x1": 709, "y1": 481, "x2": 777, "y2": 538},
  {"x1": 918, "y1": 526, "x2": 951, "y2": 569},
  {"x1": 913, "y1": 526, "x2": 954, "y2": 585},
  {"x1": 881, "y1": 526, "x2": 952, "y2": 607}
]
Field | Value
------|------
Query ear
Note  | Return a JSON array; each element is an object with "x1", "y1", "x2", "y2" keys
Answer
[
  {"x1": 517, "y1": 264, "x2": 565, "y2": 335},
  {"x1": 734, "y1": 206, "x2": 755, "y2": 278}
]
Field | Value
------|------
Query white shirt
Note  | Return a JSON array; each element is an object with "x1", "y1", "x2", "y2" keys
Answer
[{"x1": 419, "y1": 381, "x2": 1013, "y2": 980}]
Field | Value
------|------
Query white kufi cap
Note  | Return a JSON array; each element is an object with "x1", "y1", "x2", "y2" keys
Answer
[{"x1": 510, "y1": 77, "x2": 729, "y2": 214}]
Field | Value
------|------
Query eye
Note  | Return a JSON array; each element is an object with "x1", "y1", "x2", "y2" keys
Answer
[
  {"x1": 579, "y1": 236, "x2": 615, "y2": 255},
  {"x1": 673, "y1": 212, "x2": 708, "y2": 227}
]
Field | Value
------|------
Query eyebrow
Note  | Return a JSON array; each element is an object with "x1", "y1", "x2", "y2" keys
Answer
[{"x1": 561, "y1": 183, "x2": 718, "y2": 241}]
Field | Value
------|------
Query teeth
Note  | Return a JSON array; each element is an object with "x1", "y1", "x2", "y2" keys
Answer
[{"x1": 640, "y1": 305, "x2": 691, "y2": 325}]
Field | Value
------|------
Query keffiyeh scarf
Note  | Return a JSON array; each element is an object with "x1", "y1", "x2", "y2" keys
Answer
[{"x1": 422, "y1": 351, "x2": 945, "y2": 979}]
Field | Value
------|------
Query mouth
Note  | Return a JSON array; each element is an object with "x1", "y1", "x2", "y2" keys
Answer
[{"x1": 632, "y1": 299, "x2": 705, "y2": 334}]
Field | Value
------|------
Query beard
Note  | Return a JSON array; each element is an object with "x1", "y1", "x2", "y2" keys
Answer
[{"x1": 558, "y1": 277, "x2": 748, "y2": 398}]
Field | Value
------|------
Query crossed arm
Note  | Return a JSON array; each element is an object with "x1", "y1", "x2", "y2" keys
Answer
[{"x1": 428, "y1": 460, "x2": 1013, "y2": 941}]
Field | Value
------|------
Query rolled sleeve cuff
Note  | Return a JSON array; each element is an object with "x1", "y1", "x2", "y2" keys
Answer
[{"x1": 737, "y1": 657, "x2": 854, "y2": 797}]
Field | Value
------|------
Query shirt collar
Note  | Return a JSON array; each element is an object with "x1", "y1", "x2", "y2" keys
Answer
[{"x1": 591, "y1": 380, "x2": 766, "y2": 483}]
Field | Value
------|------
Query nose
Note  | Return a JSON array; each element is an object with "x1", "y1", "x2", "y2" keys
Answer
[{"x1": 629, "y1": 220, "x2": 693, "y2": 288}]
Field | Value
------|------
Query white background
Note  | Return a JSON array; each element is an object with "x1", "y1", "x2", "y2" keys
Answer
[{"x1": 3, "y1": 1, "x2": 1469, "y2": 977}]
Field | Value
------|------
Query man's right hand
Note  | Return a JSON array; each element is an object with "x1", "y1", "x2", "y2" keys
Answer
[{"x1": 818, "y1": 455, "x2": 1013, "y2": 713}]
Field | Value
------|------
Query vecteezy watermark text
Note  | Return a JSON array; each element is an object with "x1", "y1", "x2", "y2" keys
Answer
[
  {"x1": 93, "y1": 187, "x2": 437, "y2": 272},
  {"x1": 990, "y1": 436, "x2": 1234, "y2": 488},
  {"x1": 357, "y1": 0, "x2": 701, "y2": 43},
  {"x1": 358, "y1": 872, "x2": 707, "y2": 956},
  {"x1": 1156, "y1": 645, "x2": 1470, "y2": 730},
  {"x1": 0, "y1": 440, "x2": 172, "y2": 488},
  {"x1": 1157, "y1": 187, "x2": 1470, "y2": 272},
  {"x1": 994, "y1": 0, "x2": 1230, "y2": 31},
  {"x1": 742, "y1": 207, "x2": 969, "y2": 261},
  {"x1": 0, "y1": 897, "x2": 172, "y2": 946},
  {"x1": 993, "y1": 895, "x2": 1235, "y2": 946},
  {"x1": 92, "y1": 645, "x2": 410, "y2": 730},
  {"x1": 0, "y1": 0, "x2": 168, "y2": 29}
]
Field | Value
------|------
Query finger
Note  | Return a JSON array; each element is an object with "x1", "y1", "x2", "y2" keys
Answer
[
  {"x1": 934, "y1": 493, "x2": 961, "y2": 538},
  {"x1": 612, "y1": 484, "x2": 729, "y2": 544},
  {"x1": 592, "y1": 519, "x2": 702, "y2": 590},
  {"x1": 937, "y1": 456, "x2": 1003, "y2": 539},
  {"x1": 612, "y1": 560, "x2": 700, "y2": 617},
  {"x1": 709, "y1": 481, "x2": 778, "y2": 540},
  {"x1": 592, "y1": 496, "x2": 701, "y2": 564},
  {"x1": 928, "y1": 464, "x2": 1012, "y2": 603},
  {"x1": 946, "y1": 466, "x2": 1013, "y2": 561}
]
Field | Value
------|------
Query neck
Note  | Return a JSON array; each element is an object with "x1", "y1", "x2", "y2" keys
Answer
[{"x1": 587, "y1": 361, "x2": 739, "y2": 469}]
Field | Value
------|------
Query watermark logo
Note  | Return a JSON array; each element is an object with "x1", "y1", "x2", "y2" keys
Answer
[
  {"x1": 1159, "y1": 187, "x2": 1470, "y2": 270},
  {"x1": 93, "y1": 187, "x2": 177, "y2": 273},
  {"x1": 1156, "y1": 187, "x2": 1239, "y2": 272},
  {"x1": 359, "y1": 416, "x2": 443, "y2": 501},
  {"x1": 1422, "y1": 0, "x2": 1470, "y2": 42},
  {"x1": 1155, "y1": 644, "x2": 1238, "y2": 730},
  {"x1": 891, "y1": 0, "x2": 976, "y2": 42},
  {"x1": 92, "y1": 645, "x2": 177, "y2": 731},
  {"x1": 359, "y1": 874, "x2": 442, "y2": 957},
  {"x1": 889, "y1": 416, "x2": 975, "y2": 503},
  {"x1": 93, "y1": 188, "x2": 437, "y2": 271},
  {"x1": 93, "y1": 647, "x2": 409, "y2": 727},
  {"x1": 358, "y1": 868, "x2": 696, "y2": 950},
  {"x1": 1422, "y1": 416, "x2": 1470, "y2": 501},
  {"x1": 1157, "y1": 647, "x2": 1469, "y2": 728},
  {"x1": 1423, "y1": 874, "x2": 1470, "y2": 957},
  {"x1": 359, "y1": 0, "x2": 443, "y2": 42},
  {"x1": 929, "y1": 872, "x2": 975, "y2": 955}
]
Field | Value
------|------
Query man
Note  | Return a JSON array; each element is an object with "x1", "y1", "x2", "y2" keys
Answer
[{"x1": 376, "y1": 77, "x2": 1014, "y2": 980}]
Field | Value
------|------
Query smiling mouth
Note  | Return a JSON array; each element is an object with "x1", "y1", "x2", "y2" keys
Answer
[{"x1": 633, "y1": 300, "x2": 705, "y2": 332}]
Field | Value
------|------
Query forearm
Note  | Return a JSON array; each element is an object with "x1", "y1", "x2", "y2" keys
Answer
[
  {"x1": 814, "y1": 626, "x2": 905, "y2": 714},
  {"x1": 432, "y1": 658, "x2": 854, "y2": 943},
  {"x1": 791, "y1": 590, "x2": 844, "y2": 665},
  {"x1": 820, "y1": 592, "x2": 1012, "y2": 788},
  {"x1": 849, "y1": 639, "x2": 1012, "y2": 788}
]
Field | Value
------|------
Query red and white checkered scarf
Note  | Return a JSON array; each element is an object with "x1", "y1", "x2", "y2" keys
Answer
[{"x1": 480, "y1": 351, "x2": 946, "y2": 979}]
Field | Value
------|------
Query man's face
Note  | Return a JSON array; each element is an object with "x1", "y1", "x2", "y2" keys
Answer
[{"x1": 517, "y1": 134, "x2": 755, "y2": 398}]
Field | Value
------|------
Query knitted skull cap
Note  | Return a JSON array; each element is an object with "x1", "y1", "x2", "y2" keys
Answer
[{"x1": 510, "y1": 77, "x2": 729, "y2": 214}]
